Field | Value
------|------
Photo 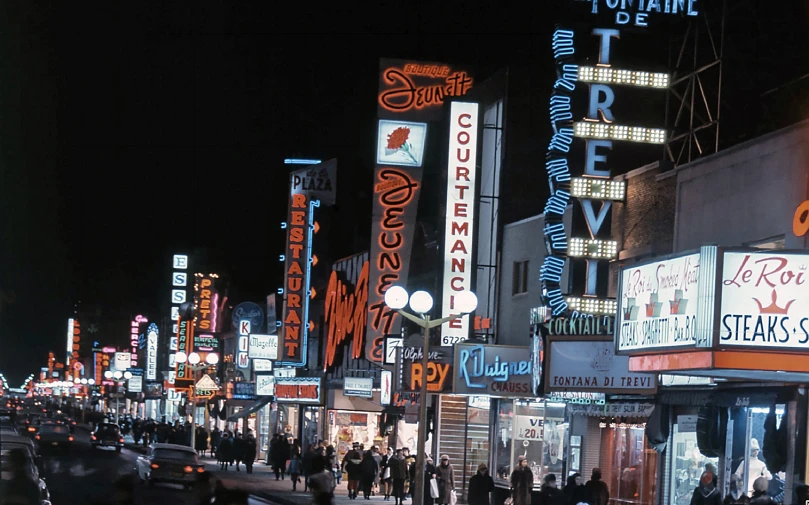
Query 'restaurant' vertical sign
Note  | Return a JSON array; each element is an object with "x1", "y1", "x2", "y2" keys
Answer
[
  {"x1": 280, "y1": 160, "x2": 337, "y2": 366},
  {"x1": 441, "y1": 102, "x2": 479, "y2": 345},
  {"x1": 367, "y1": 59, "x2": 474, "y2": 362}
]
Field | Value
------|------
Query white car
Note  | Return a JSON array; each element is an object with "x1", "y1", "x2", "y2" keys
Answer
[{"x1": 136, "y1": 443, "x2": 204, "y2": 488}]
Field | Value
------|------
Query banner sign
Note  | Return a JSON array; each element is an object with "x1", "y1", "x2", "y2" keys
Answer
[
  {"x1": 547, "y1": 338, "x2": 657, "y2": 394},
  {"x1": 440, "y1": 102, "x2": 480, "y2": 346},
  {"x1": 146, "y1": 323, "x2": 159, "y2": 381},
  {"x1": 453, "y1": 344, "x2": 533, "y2": 397},
  {"x1": 324, "y1": 253, "x2": 369, "y2": 369},
  {"x1": 232, "y1": 382, "x2": 256, "y2": 400},
  {"x1": 380, "y1": 370, "x2": 392, "y2": 405},
  {"x1": 567, "y1": 402, "x2": 655, "y2": 418},
  {"x1": 720, "y1": 251, "x2": 809, "y2": 349},
  {"x1": 398, "y1": 346, "x2": 454, "y2": 394},
  {"x1": 274, "y1": 377, "x2": 323, "y2": 404},
  {"x1": 175, "y1": 319, "x2": 194, "y2": 381},
  {"x1": 617, "y1": 253, "x2": 700, "y2": 351},
  {"x1": 248, "y1": 334, "x2": 279, "y2": 360},
  {"x1": 344, "y1": 377, "x2": 373, "y2": 398}
]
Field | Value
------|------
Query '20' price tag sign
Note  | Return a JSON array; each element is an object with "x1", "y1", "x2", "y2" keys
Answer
[{"x1": 513, "y1": 416, "x2": 544, "y2": 441}]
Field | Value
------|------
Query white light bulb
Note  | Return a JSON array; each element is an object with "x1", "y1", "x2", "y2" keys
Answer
[
  {"x1": 454, "y1": 291, "x2": 479, "y2": 314},
  {"x1": 206, "y1": 353, "x2": 219, "y2": 365},
  {"x1": 175, "y1": 351, "x2": 188, "y2": 364},
  {"x1": 384, "y1": 286, "x2": 408, "y2": 310},
  {"x1": 188, "y1": 353, "x2": 201, "y2": 365},
  {"x1": 113, "y1": 371, "x2": 123, "y2": 379},
  {"x1": 88, "y1": 379, "x2": 95, "y2": 385},
  {"x1": 104, "y1": 371, "x2": 113, "y2": 379},
  {"x1": 124, "y1": 372, "x2": 133, "y2": 379},
  {"x1": 408, "y1": 291, "x2": 434, "y2": 314}
]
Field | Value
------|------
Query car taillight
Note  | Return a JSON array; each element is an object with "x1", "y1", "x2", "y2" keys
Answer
[
  {"x1": 68, "y1": 436, "x2": 74, "y2": 442},
  {"x1": 71, "y1": 421, "x2": 76, "y2": 425},
  {"x1": 35, "y1": 435, "x2": 40, "y2": 440},
  {"x1": 27, "y1": 427, "x2": 35, "y2": 432},
  {"x1": 150, "y1": 463, "x2": 159, "y2": 469},
  {"x1": 183, "y1": 466, "x2": 194, "y2": 473},
  {"x1": 91, "y1": 435, "x2": 96, "y2": 440},
  {"x1": 119, "y1": 437, "x2": 124, "y2": 443},
  {"x1": 197, "y1": 466, "x2": 205, "y2": 473}
]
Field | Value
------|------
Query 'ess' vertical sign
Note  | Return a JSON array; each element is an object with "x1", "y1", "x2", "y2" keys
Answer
[{"x1": 441, "y1": 102, "x2": 479, "y2": 346}]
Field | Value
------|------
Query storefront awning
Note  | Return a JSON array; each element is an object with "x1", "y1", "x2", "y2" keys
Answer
[
  {"x1": 629, "y1": 350, "x2": 809, "y2": 382},
  {"x1": 226, "y1": 397, "x2": 271, "y2": 421},
  {"x1": 328, "y1": 388, "x2": 383, "y2": 412}
]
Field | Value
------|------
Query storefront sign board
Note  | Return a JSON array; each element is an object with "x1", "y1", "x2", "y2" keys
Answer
[
  {"x1": 398, "y1": 346, "x2": 453, "y2": 394},
  {"x1": 248, "y1": 334, "x2": 279, "y2": 360},
  {"x1": 453, "y1": 344, "x2": 534, "y2": 397},
  {"x1": 547, "y1": 337, "x2": 657, "y2": 394},
  {"x1": 344, "y1": 377, "x2": 373, "y2": 398},
  {"x1": 256, "y1": 374, "x2": 275, "y2": 396},
  {"x1": 274, "y1": 377, "x2": 323, "y2": 404}
]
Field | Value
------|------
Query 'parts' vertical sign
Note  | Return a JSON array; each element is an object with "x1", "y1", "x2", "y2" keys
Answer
[
  {"x1": 280, "y1": 160, "x2": 337, "y2": 366},
  {"x1": 441, "y1": 102, "x2": 479, "y2": 346}
]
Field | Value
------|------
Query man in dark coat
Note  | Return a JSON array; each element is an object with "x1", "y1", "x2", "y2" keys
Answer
[{"x1": 585, "y1": 468, "x2": 610, "y2": 505}]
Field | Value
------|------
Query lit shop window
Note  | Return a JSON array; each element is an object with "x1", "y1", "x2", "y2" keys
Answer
[{"x1": 494, "y1": 400, "x2": 568, "y2": 489}]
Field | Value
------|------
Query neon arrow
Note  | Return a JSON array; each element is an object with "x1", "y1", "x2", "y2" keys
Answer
[
  {"x1": 310, "y1": 288, "x2": 317, "y2": 300},
  {"x1": 313, "y1": 222, "x2": 320, "y2": 234},
  {"x1": 308, "y1": 321, "x2": 315, "y2": 332},
  {"x1": 311, "y1": 255, "x2": 318, "y2": 266}
]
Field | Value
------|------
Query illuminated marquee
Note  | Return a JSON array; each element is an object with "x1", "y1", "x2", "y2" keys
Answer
[
  {"x1": 541, "y1": 24, "x2": 669, "y2": 317},
  {"x1": 378, "y1": 59, "x2": 474, "y2": 121},
  {"x1": 146, "y1": 323, "x2": 158, "y2": 381},
  {"x1": 174, "y1": 319, "x2": 194, "y2": 382},
  {"x1": 130, "y1": 315, "x2": 147, "y2": 367},
  {"x1": 66, "y1": 318, "x2": 80, "y2": 366},
  {"x1": 441, "y1": 102, "x2": 479, "y2": 346},
  {"x1": 577, "y1": 0, "x2": 698, "y2": 27},
  {"x1": 324, "y1": 259, "x2": 369, "y2": 370}
]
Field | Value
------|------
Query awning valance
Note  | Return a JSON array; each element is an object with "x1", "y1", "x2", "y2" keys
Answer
[{"x1": 226, "y1": 397, "x2": 271, "y2": 421}]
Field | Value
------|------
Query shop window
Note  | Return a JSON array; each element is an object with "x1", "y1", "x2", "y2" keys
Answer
[
  {"x1": 513, "y1": 261, "x2": 529, "y2": 296},
  {"x1": 494, "y1": 399, "x2": 569, "y2": 488},
  {"x1": 670, "y1": 419, "x2": 719, "y2": 505},
  {"x1": 733, "y1": 405, "x2": 786, "y2": 498},
  {"x1": 600, "y1": 423, "x2": 657, "y2": 505},
  {"x1": 463, "y1": 397, "x2": 491, "y2": 501}
]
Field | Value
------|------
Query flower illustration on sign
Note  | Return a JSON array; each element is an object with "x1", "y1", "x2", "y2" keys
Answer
[{"x1": 386, "y1": 127, "x2": 419, "y2": 165}]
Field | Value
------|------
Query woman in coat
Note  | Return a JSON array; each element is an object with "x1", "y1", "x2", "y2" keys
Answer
[
  {"x1": 217, "y1": 433, "x2": 233, "y2": 471},
  {"x1": 510, "y1": 456, "x2": 534, "y2": 505},
  {"x1": 468, "y1": 463, "x2": 494, "y2": 505},
  {"x1": 380, "y1": 447, "x2": 394, "y2": 500},
  {"x1": 435, "y1": 455, "x2": 456, "y2": 505},
  {"x1": 360, "y1": 450, "x2": 380, "y2": 500},
  {"x1": 564, "y1": 473, "x2": 589, "y2": 505}
]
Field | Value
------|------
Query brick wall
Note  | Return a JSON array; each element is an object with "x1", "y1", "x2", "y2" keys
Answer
[{"x1": 609, "y1": 162, "x2": 677, "y2": 296}]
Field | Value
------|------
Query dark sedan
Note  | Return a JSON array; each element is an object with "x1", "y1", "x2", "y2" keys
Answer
[
  {"x1": 91, "y1": 423, "x2": 124, "y2": 452},
  {"x1": 36, "y1": 424, "x2": 73, "y2": 452},
  {"x1": 136, "y1": 443, "x2": 204, "y2": 488}
]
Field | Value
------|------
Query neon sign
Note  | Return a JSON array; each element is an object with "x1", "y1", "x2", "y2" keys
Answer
[
  {"x1": 195, "y1": 275, "x2": 219, "y2": 331},
  {"x1": 281, "y1": 193, "x2": 309, "y2": 364},
  {"x1": 146, "y1": 323, "x2": 158, "y2": 381},
  {"x1": 578, "y1": 0, "x2": 698, "y2": 27},
  {"x1": 130, "y1": 319, "x2": 140, "y2": 367},
  {"x1": 454, "y1": 344, "x2": 533, "y2": 397},
  {"x1": 366, "y1": 168, "x2": 421, "y2": 362},
  {"x1": 378, "y1": 60, "x2": 473, "y2": 120},
  {"x1": 324, "y1": 260, "x2": 369, "y2": 370}
]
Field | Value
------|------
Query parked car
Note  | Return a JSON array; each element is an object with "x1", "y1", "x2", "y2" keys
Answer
[
  {"x1": 136, "y1": 443, "x2": 204, "y2": 488},
  {"x1": 36, "y1": 424, "x2": 73, "y2": 452},
  {"x1": 92, "y1": 423, "x2": 124, "y2": 452},
  {"x1": 0, "y1": 448, "x2": 51, "y2": 503}
]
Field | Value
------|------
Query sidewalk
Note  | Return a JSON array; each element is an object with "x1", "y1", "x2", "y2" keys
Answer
[{"x1": 197, "y1": 455, "x2": 395, "y2": 505}]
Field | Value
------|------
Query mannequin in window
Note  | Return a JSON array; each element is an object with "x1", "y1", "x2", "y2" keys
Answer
[{"x1": 735, "y1": 439, "x2": 772, "y2": 495}]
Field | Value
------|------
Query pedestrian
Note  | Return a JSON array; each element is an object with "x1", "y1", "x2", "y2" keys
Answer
[
  {"x1": 372, "y1": 446, "x2": 383, "y2": 496},
  {"x1": 360, "y1": 450, "x2": 380, "y2": 500},
  {"x1": 510, "y1": 456, "x2": 534, "y2": 505},
  {"x1": 302, "y1": 444, "x2": 316, "y2": 492},
  {"x1": 326, "y1": 445, "x2": 341, "y2": 484},
  {"x1": 233, "y1": 432, "x2": 247, "y2": 471},
  {"x1": 424, "y1": 456, "x2": 438, "y2": 505},
  {"x1": 403, "y1": 448, "x2": 416, "y2": 499},
  {"x1": 750, "y1": 478, "x2": 775, "y2": 505},
  {"x1": 538, "y1": 474, "x2": 566, "y2": 505},
  {"x1": 468, "y1": 463, "x2": 494, "y2": 505},
  {"x1": 390, "y1": 448, "x2": 408, "y2": 505},
  {"x1": 217, "y1": 433, "x2": 233, "y2": 471},
  {"x1": 691, "y1": 471, "x2": 722, "y2": 505},
  {"x1": 210, "y1": 427, "x2": 221, "y2": 459},
  {"x1": 196, "y1": 426, "x2": 209, "y2": 456},
  {"x1": 310, "y1": 454, "x2": 337, "y2": 505},
  {"x1": 724, "y1": 475, "x2": 750, "y2": 505},
  {"x1": 435, "y1": 455, "x2": 456, "y2": 505},
  {"x1": 381, "y1": 447, "x2": 394, "y2": 500},
  {"x1": 585, "y1": 468, "x2": 610, "y2": 505},
  {"x1": 343, "y1": 442, "x2": 363, "y2": 499},
  {"x1": 564, "y1": 473, "x2": 589, "y2": 505},
  {"x1": 289, "y1": 446, "x2": 303, "y2": 491},
  {"x1": 244, "y1": 431, "x2": 257, "y2": 474}
]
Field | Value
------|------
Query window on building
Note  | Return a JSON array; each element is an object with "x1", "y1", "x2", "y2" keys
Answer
[
  {"x1": 744, "y1": 236, "x2": 785, "y2": 250},
  {"x1": 512, "y1": 261, "x2": 529, "y2": 296}
]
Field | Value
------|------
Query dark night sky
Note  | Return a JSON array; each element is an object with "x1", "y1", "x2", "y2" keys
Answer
[{"x1": 1, "y1": 1, "x2": 807, "y2": 386}]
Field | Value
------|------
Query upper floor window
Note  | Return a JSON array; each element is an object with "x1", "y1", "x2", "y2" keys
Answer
[
  {"x1": 744, "y1": 236, "x2": 785, "y2": 250},
  {"x1": 512, "y1": 260, "x2": 529, "y2": 296}
]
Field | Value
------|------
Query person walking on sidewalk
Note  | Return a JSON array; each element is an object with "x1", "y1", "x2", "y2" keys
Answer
[
  {"x1": 360, "y1": 450, "x2": 380, "y2": 500},
  {"x1": 310, "y1": 455, "x2": 337, "y2": 505},
  {"x1": 343, "y1": 442, "x2": 363, "y2": 499},
  {"x1": 372, "y1": 446, "x2": 383, "y2": 497},
  {"x1": 289, "y1": 446, "x2": 303, "y2": 491},
  {"x1": 510, "y1": 456, "x2": 533, "y2": 505},
  {"x1": 423, "y1": 456, "x2": 438, "y2": 505},
  {"x1": 436, "y1": 455, "x2": 456, "y2": 505},
  {"x1": 273, "y1": 435, "x2": 291, "y2": 481},
  {"x1": 390, "y1": 448, "x2": 408, "y2": 505},
  {"x1": 210, "y1": 427, "x2": 221, "y2": 459},
  {"x1": 380, "y1": 447, "x2": 394, "y2": 501},
  {"x1": 468, "y1": 463, "x2": 494, "y2": 505},
  {"x1": 233, "y1": 432, "x2": 247, "y2": 471},
  {"x1": 302, "y1": 444, "x2": 316, "y2": 492},
  {"x1": 244, "y1": 431, "x2": 257, "y2": 474},
  {"x1": 585, "y1": 469, "x2": 610, "y2": 505},
  {"x1": 327, "y1": 445, "x2": 342, "y2": 485},
  {"x1": 217, "y1": 433, "x2": 234, "y2": 471}
]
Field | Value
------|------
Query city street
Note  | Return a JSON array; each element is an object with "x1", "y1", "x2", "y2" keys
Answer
[{"x1": 38, "y1": 426, "x2": 271, "y2": 505}]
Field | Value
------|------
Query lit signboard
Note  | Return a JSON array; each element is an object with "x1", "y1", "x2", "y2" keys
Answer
[
  {"x1": 441, "y1": 102, "x2": 479, "y2": 345},
  {"x1": 574, "y1": 0, "x2": 698, "y2": 27},
  {"x1": 453, "y1": 344, "x2": 533, "y2": 397},
  {"x1": 274, "y1": 377, "x2": 323, "y2": 404},
  {"x1": 248, "y1": 334, "x2": 279, "y2": 361},
  {"x1": 194, "y1": 274, "x2": 220, "y2": 332},
  {"x1": 146, "y1": 323, "x2": 158, "y2": 381},
  {"x1": 376, "y1": 120, "x2": 428, "y2": 167},
  {"x1": 324, "y1": 253, "x2": 369, "y2": 370},
  {"x1": 377, "y1": 59, "x2": 473, "y2": 121}
]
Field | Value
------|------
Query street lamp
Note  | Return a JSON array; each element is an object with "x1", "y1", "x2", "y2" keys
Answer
[
  {"x1": 175, "y1": 352, "x2": 220, "y2": 450},
  {"x1": 384, "y1": 286, "x2": 478, "y2": 505},
  {"x1": 104, "y1": 371, "x2": 129, "y2": 425}
]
